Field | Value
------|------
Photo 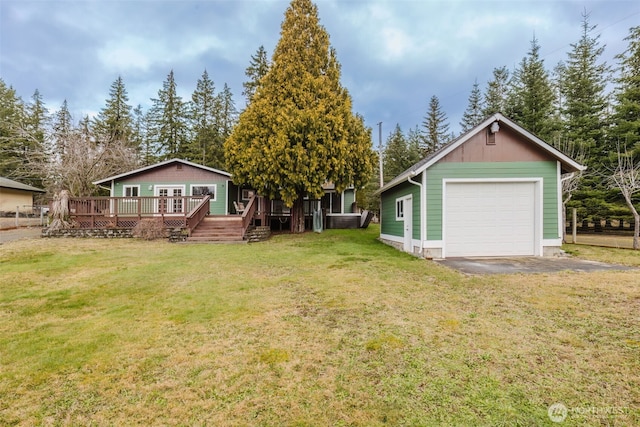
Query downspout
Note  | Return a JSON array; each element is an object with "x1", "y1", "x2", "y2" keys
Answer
[
  {"x1": 407, "y1": 171, "x2": 424, "y2": 257},
  {"x1": 560, "y1": 171, "x2": 576, "y2": 243}
]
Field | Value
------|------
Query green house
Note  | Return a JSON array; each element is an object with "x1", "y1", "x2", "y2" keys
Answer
[
  {"x1": 92, "y1": 158, "x2": 362, "y2": 231},
  {"x1": 376, "y1": 113, "x2": 586, "y2": 258},
  {"x1": 93, "y1": 158, "x2": 234, "y2": 215}
]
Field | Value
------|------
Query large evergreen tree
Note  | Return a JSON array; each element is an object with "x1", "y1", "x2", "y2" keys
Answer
[
  {"x1": 19, "y1": 90, "x2": 50, "y2": 188},
  {"x1": 611, "y1": 25, "x2": 640, "y2": 155},
  {"x1": 562, "y1": 12, "x2": 612, "y2": 223},
  {"x1": 189, "y1": 69, "x2": 222, "y2": 167},
  {"x1": 52, "y1": 100, "x2": 73, "y2": 158},
  {"x1": 506, "y1": 37, "x2": 555, "y2": 140},
  {"x1": 460, "y1": 79, "x2": 485, "y2": 133},
  {"x1": 383, "y1": 124, "x2": 421, "y2": 183},
  {"x1": 483, "y1": 66, "x2": 510, "y2": 116},
  {"x1": 132, "y1": 104, "x2": 155, "y2": 166},
  {"x1": 217, "y1": 83, "x2": 238, "y2": 149},
  {"x1": 149, "y1": 70, "x2": 188, "y2": 159},
  {"x1": 242, "y1": 45, "x2": 270, "y2": 104},
  {"x1": 0, "y1": 79, "x2": 26, "y2": 180},
  {"x1": 93, "y1": 76, "x2": 134, "y2": 146},
  {"x1": 421, "y1": 95, "x2": 450, "y2": 155},
  {"x1": 560, "y1": 11, "x2": 610, "y2": 162},
  {"x1": 224, "y1": 0, "x2": 373, "y2": 232}
]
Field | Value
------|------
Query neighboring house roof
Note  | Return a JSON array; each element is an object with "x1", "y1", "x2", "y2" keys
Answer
[
  {"x1": 376, "y1": 113, "x2": 587, "y2": 195},
  {"x1": 0, "y1": 177, "x2": 46, "y2": 193},
  {"x1": 93, "y1": 158, "x2": 232, "y2": 186}
]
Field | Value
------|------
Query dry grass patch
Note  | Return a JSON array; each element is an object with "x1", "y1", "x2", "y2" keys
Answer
[{"x1": 1, "y1": 228, "x2": 638, "y2": 425}]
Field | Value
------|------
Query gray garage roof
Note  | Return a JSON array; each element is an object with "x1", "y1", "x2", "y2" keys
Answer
[{"x1": 0, "y1": 177, "x2": 46, "y2": 193}]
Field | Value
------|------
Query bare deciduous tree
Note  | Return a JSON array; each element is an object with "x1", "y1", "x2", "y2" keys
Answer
[
  {"x1": 553, "y1": 138, "x2": 587, "y2": 242},
  {"x1": 608, "y1": 146, "x2": 640, "y2": 249}
]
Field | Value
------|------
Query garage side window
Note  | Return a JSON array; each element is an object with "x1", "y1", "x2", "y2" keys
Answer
[{"x1": 396, "y1": 198, "x2": 404, "y2": 220}]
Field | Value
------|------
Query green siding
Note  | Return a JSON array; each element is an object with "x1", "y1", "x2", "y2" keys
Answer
[
  {"x1": 380, "y1": 177, "x2": 421, "y2": 239},
  {"x1": 425, "y1": 161, "x2": 558, "y2": 240},
  {"x1": 114, "y1": 179, "x2": 229, "y2": 215},
  {"x1": 343, "y1": 189, "x2": 356, "y2": 213}
]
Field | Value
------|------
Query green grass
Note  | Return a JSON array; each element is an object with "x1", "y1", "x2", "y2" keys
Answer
[{"x1": 1, "y1": 226, "x2": 639, "y2": 426}]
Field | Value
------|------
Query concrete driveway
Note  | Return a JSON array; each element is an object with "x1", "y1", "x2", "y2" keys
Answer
[
  {"x1": 435, "y1": 256, "x2": 636, "y2": 275},
  {"x1": 0, "y1": 227, "x2": 42, "y2": 245}
]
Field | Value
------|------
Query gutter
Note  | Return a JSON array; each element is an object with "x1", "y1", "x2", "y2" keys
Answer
[{"x1": 407, "y1": 170, "x2": 424, "y2": 257}]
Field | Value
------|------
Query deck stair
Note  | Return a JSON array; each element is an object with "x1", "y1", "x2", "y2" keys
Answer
[{"x1": 188, "y1": 216, "x2": 244, "y2": 242}]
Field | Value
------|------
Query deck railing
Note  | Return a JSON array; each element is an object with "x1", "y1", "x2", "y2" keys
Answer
[
  {"x1": 67, "y1": 196, "x2": 210, "y2": 229},
  {"x1": 186, "y1": 195, "x2": 211, "y2": 230},
  {"x1": 241, "y1": 195, "x2": 258, "y2": 236}
]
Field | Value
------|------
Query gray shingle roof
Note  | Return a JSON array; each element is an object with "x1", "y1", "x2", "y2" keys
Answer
[{"x1": 0, "y1": 177, "x2": 46, "y2": 193}]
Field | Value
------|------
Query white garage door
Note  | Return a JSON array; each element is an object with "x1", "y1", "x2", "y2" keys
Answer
[{"x1": 445, "y1": 181, "x2": 537, "y2": 257}]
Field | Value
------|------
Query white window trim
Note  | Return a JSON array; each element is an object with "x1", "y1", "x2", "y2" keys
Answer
[
  {"x1": 190, "y1": 184, "x2": 217, "y2": 201},
  {"x1": 123, "y1": 185, "x2": 140, "y2": 199},
  {"x1": 395, "y1": 197, "x2": 404, "y2": 221},
  {"x1": 241, "y1": 189, "x2": 254, "y2": 200}
]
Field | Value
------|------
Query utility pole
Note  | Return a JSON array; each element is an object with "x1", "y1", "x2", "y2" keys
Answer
[{"x1": 378, "y1": 122, "x2": 383, "y2": 187}]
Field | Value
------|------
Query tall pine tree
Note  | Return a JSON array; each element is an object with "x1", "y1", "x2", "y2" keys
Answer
[
  {"x1": 0, "y1": 79, "x2": 26, "y2": 180},
  {"x1": 560, "y1": 11, "x2": 610, "y2": 163},
  {"x1": 383, "y1": 124, "x2": 421, "y2": 183},
  {"x1": 242, "y1": 45, "x2": 270, "y2": 104},
  {"x1": 561, "y1": 12, "x2": 612, "y2": 222},
  {"x1": 506, "y1": 37, "x2": 555, "y2": 140},
  {"x1": 611, "y1": 25, "x2": 640, "y2": 155},
  {"x1": 483, "y1": 66, "x2": 510, "y2": 116},
  {"x1": 93, "y1": 76, "x2": 133, "y2": 146},
  {"x1": 189, "y1": 69, "x2": 222, "y2": 167},
  {"x1": 421, "y1": 95, "x2": 450, "y2": 155},
  {"x1": 149, "y1": 70, "x2": 188, "y2": 159},
  {"x1": 460, "y1": 79, "x2": 485, "y2": 133},
  {"x1": 225, "y1": 0, "x2": 373, "y2": 232}
]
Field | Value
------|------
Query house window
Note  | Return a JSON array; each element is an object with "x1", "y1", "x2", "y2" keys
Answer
[
  {"x1": 123, "y1": 185, "x2": 139, "y2": 198},
  {"x1": 191, "y1": 184, "x2": 216, "y2": 201},
  {"x1": 242, "y1": 189, "x2": 254, "y2": 200},
  {"x1": 396, "y1": 199, "x2": 404, "y2": 220}
]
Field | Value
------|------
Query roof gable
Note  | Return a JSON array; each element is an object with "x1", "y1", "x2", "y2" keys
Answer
[
  {"x1": 93, "y1": 158, "x2": 231, "y2": 186},
  {"x1": 377, "y1": 113, "x2": 586, "y2": 194}
]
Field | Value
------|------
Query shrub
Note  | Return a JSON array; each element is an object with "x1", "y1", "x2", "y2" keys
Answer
[{"x1": 132, "y1": 219, "x2": 166, "y2": 240}]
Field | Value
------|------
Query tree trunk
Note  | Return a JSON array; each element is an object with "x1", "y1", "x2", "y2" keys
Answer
[
  {"x1": 290, "y1": 195, "x2": 306, "y2": 233},
  {"x1": 622, "y1": 191, "x2": 639, "y2": 250},
  {"x1": 634, "y1": 214, "x2": 639, "y2": 251}
]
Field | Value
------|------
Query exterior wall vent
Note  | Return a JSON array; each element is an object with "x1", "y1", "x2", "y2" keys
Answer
[{"x1": 487, "y1": 128, "x2": 496, "y2": 145}]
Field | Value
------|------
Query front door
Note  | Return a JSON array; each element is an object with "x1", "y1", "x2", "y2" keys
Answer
[
  {"x1": 403, "y1": 196, "x2": 412, "y2": 253},
  {"x1": 156, "y1": 186, "x2": 184, "y2": 214}
]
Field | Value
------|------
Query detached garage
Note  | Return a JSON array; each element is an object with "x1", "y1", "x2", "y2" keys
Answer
[{"x1": 377, "y1": 113, "x2": 585, "y2": 259}]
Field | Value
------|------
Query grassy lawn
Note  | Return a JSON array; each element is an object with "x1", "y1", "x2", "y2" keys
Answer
[
  {"x1": 1, "y1": 226, "x2": 638, "y2": 426},
  {"x1": 569, "y1": 233, "x2": 636, "y2": 250}
]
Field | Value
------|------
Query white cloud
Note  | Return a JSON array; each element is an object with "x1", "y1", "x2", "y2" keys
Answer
[{"x1": 97, "y1": 34, "x2": 227, "y2": 73}]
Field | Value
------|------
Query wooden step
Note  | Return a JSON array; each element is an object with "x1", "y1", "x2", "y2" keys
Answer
[{"x1": 187, "y1": 215, "x2": 245, "y2": 242}]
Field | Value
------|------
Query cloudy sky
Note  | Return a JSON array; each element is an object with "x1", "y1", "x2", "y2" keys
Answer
[{"x1": 1, "y1": 0, "x2": 639, "y2": 141}]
